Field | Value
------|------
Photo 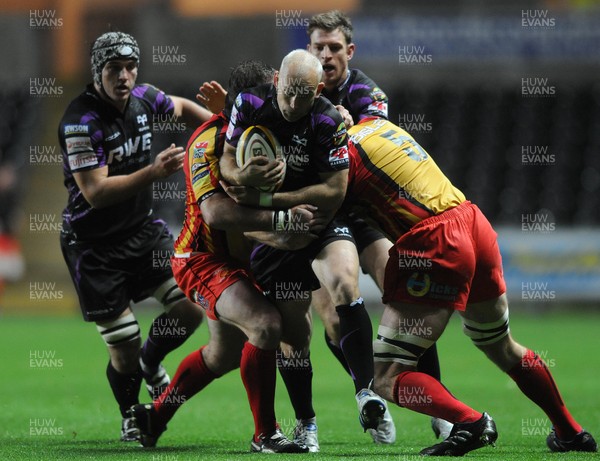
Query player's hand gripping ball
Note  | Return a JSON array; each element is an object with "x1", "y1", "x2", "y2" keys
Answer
[{"x1": 235, "y1": 125, "x2": 285, "y2": 192}]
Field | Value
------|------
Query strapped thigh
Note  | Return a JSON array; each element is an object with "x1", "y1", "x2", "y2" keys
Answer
[
  {"x1": 462, "y1": 309, "x2": 510, "y2": 346},
  {"x1": 153, "y1": 277, "x2": 187, "y2": 312},
  {"x1": 373, "y1": 325, "x2": 434, "y2": 367},
  {"x1": 96, "y1": 312, "x2": 141, "y2": 346}
]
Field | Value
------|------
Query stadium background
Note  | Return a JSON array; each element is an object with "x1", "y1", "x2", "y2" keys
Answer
[{"x1": 1, "y1": 0, "x2": 599, "y2": 312}]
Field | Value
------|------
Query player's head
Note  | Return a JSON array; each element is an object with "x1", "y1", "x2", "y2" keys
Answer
[
  {"x1": 306, "y1": 10, "x2": 355, "y2": 91},
  {"x1": 226, "y1": 60, "x2": 275, "y2": 111},
  {"x1": 90, "y1": 31, "x2": 139, "y2": 104},
  {"x1": 275, "y1": 49, "x2": 324, "y2": 122}
]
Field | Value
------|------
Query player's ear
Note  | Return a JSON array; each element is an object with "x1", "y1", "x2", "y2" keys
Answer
[
  {"x1": 273, "y1": 71, "x2": 279, "y2": 87},
  {"x1": 347, "y1": 42, "x2": 356, "y2": 61},
  {"x1": 315, "y1": 81, "x2": 325, "y2": 98}
]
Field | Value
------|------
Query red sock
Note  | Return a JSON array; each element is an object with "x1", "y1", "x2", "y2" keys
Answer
[
  {"x1": 153, "y1": 347, "x2": 218, "y2": 426},
  {"x1": 394, "y1": 371, "x2": 482, "y2": 423},
  {"x1": 508, "y1": 349, "x2": 582, "y2": 440},
  {"x1": 240, "y1": 342, "x2": 277, "y2": 439}
]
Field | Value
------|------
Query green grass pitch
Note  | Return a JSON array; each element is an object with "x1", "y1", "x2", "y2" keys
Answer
[{"x1": 0, "y1": 309, "x2": 598, "y2": 460}]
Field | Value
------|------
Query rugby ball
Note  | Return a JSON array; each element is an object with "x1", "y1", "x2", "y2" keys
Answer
[{"x1": 235, "y1": 125, "x2": 285, "y2": 192}]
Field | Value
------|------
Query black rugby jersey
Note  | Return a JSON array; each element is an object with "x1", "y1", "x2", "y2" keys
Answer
[
  {"x1": 58, "y1": 83, "x2": 174, "y2": 241},
  {"x1": 321, "y1": 68, "x2": 388, "y2": 124},
  {"x1": 226, "y1": 84, "x2": 349, "y2": 192}
]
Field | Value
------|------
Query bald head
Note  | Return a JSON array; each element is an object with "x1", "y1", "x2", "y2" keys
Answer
[
  {"x1": 276, "y1": 49, "x2": 325, "y2": 122},
  {"x1": 280, "y1": 49, "x2": 323, "y2": 85}
]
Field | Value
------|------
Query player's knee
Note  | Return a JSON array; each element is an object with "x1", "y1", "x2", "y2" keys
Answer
[
  {"x1": 247, "y1": 310, "x2": 282, "y2": 349},
  {"x1": 327, "y1": 272, "x2": 359, "y2": 306},
  {"x1": 254, "y1": 324, "x2": 281, "y2": 350},
  {"x1": 373, "y1": 324, "x2": 433, "y2": 369}
]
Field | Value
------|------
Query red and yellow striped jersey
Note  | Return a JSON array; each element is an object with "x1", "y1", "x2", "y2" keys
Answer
[
  {"x1": 174, "y1": 113, "x2": 249, "y2": 259},
  {"x1": 347, "y1": 118, "x2": 465, "y2": 239}
]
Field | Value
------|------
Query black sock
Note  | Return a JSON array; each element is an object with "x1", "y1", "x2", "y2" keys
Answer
[
  {"x1": 106, "y1": 361, "x2": 142, "y2": 417},
  {"x1": 417, "y1": 343, "x2": 441, "y2": 380},
  {"x1": 324, "y1": 330, "x2": 352, "y2": 376},
  {"x1": 277, "y1": 349, "x2": 315, "y2": 420},
  {"x1": 336, "y1": 298, "x2": 374, "y2": 393},
  {"x1": 141, "y1": 313, "x2": 190, "y2": 369}
]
